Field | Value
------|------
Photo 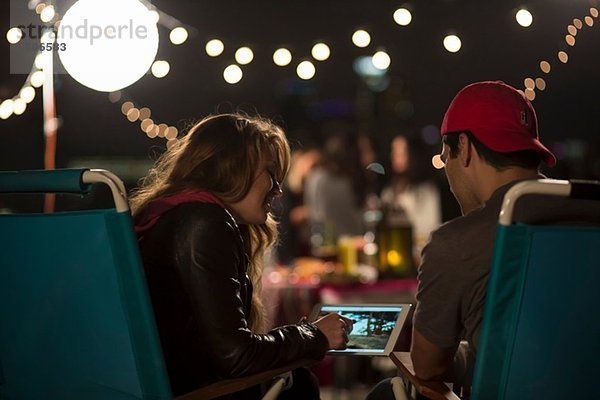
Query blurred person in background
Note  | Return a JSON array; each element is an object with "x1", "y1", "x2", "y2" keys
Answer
[
  {"x1": 274, "y1": 148, "x2": 323, "y2": 264},
  {"x1": 380, "y1": 134, "x2": 442, "y2": 259},
  {"x1": 304, "y1": 132, "x2": 366, "y2": 252}
]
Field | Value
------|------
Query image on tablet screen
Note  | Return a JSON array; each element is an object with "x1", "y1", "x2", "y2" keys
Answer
[{"x1": 320, "y1": 305, "x2": 403, "y2": 353}]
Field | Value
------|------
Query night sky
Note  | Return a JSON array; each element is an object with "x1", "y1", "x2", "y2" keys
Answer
[{"x1": 1, "y1": 0, "x2": 599, "y2": 180}]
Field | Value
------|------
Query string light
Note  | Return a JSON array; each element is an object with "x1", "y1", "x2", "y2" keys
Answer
[
  {"x1": 591, "y1": 8, "x2": 599, "y2": 18},
  {"x1": 372, "y1": 50, "x2": 391, "y2": 70},
  {"x1": 206, "y1": 39, "x2": 224, "y2": 57},
  {"x1": 223, "y1": 64, "x2": 243, "y2": 84},
  {"x1": 139, "y1": 107, "x2": 151, "y2": 120},
  {"x1": 127, "y1": 108, "x2": 140, "y2": 122},
  {"x1": 311, "y1": 43, "x2": 330, "y2": 61},
  {"x1": 558, "y1": 51, "x2": 568, "y2": 63},
  {"x1": 352, "y1": 29, "x2": 371, "y2": 48},
  {"x1": 443, "y1": 35, "x2": 462, "y2": 53},
  {"x1": 585, "y1": 16, "x2": 594, "y2": 27},
  {"x1": 20, "y1": 86, "x2": 36, "y2": 103},
  {"x1": 524, "y1": 88, "x2": 535, "y2": 101},
  {"x1": 535, "y1": 78, "x2": 546, "y2": 91},
  {"x1": 13, "y1": 99, "x2": 27, "y2": 115},
  {"x1": 540, "y1": 61, "x2": 551, "y2": 73},
  {"x1": 516, "y1": 9, "x2": 533, "y2": 27},
  {"x1": 0, "y1": 100, "x2": 15, "y2": 120},
  {"x1": 235, "y1": 47, "x2": 254, "y2": 65},
  {"x1": 6, "y1": 27, "x2": 23, "y2": 44},
  {"x1": 393, "y1": 8, "x2": 412, "y2": 26},
  {"x1": 30, "y1": 70, "x2": 45, "y2": 88},
  {"x1": 296, "y1": 61, "x2": 316, "y2": 80},
  {"x1": 40, "y1": 5, "x2": 56, "y2": 22},
  {"x1": 524, "y1": 78, "x2": 535, "y2": 89},
  {"x1": 273, "y1": 48, "x2": 292, "y2": 66},
  {"x1": 170, "y1": 27, "x2": 188, "y2": 45},
  {"x1": 35, "y1": 3, "x2": 46, "y2": 14},
  {"x1": 565, "y1": 34, "x2": 575, "y2": 46},
  {"x1": 567, "y1": 25, "x2": 577, "y2": 36},
  {"x1": 118, "y1": 100, "x2": 179, "y2": 143},
  {"x1": 151, "y1": 60, "x2": 171, "y2": 78},
  {"x1": 573, "y1": 18, "x2": 583, "y2": 29}
]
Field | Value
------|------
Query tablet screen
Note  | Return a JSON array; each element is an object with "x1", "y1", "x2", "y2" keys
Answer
[{"x1": 314, "y1": 304, "x2": 409, "y2": 355}]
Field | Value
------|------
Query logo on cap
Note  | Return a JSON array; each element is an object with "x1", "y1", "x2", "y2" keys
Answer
[{"x1": 520, "y1": 110, "x2": 528, "y2": 126}]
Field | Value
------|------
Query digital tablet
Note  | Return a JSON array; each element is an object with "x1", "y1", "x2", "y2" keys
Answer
[{"x1": 309, "y1": 303, "x2": 411, "y2": 356}]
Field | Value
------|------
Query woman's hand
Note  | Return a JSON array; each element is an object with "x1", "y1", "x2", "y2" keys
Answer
[{"x1": 313, "y1": 313, "x2": 354, "y2": 350}]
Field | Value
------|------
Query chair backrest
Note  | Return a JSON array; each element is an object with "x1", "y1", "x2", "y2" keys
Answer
[
  {"x1": 472, "y1": 179, "x2": 600, "y2": 400},
  {"x1": 0, "y1": 169, "x2": 172, "y2": 400}
]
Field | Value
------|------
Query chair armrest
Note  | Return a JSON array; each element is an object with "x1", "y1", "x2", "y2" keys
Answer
[
  {"x1": 389, "y1": 352, "x2": 460, "y2": 400},
  {"x1": 174, "y1": 359, "x2": 316, "y2": 400}
]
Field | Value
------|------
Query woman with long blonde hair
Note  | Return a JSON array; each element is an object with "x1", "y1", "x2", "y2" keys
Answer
[{"x1": 130, "y1": 113, "x2": 350, "y2": 399}]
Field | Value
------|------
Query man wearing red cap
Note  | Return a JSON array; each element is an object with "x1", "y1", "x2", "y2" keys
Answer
[
  {"x1": 366, "y1": 81, "x2": 599, "y2": 398},
  {"x1": 411, "y1": 80, "x2": 557, "y2": 394}
]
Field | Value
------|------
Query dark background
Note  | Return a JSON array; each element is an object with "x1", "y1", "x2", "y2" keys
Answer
[{"x1": 1, "y1": 0, "x2": 599, "y2": 213}]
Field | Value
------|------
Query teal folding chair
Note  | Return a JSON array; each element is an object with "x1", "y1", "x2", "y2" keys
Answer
[
  {"x1": 472, "y1": 179, "x2": 600, "y2": 399},
  {"x1": 390, "y1": 179, "x2": 600, "y2": 400},
  {"x1": 0, "y1": 169, "x2": 303, "y2": 400}
]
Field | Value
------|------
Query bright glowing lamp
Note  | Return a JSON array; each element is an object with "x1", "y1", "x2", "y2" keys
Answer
[{"x1": 58, "y1": 0, "x2": 159, "y2": 92}]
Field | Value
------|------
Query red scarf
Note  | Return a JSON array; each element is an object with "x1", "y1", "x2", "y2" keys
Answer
[{"x1": 134, "y1": 189, "x2": 226, "y2": 240}]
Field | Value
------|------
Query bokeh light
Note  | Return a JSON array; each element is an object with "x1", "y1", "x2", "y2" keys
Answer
[
  {"x1": 273, "y1": 48, "x2": 292, "y2": 66},
  {"x1": 40, "y1": 5, "x2": 56, "y2": 22},
  {"x1": 516, "y1": 9, "x2": 533, "y2": 27},
  {"x1": 352, "y1": 29, "x2": 371, "y2": 48},
  {"x1": 535, "y1": 77, "x2": 546, "y2": 91},
  {"x1": 443, "y1": 35, "x2": 462, "y2": 53},
  {"x1": 205, "y1": 39, "x2": 224, "y2": 57},
  {"x1": 540, "y1": 60, "x2": 551, "y2": 73},
  {"x1": 558, "y1": 51, "x2": 568, "y2": 63},
  {"x1": 151, "y1": 60, "x2": 170, "y2": 78},
  {"x1": 393, "y1": 8, "x2": 412, "y2": 26},
  {"x1": 296, "y1": 60, "x2": 316, "y2": 80},
  {"x1": 6, "y1": 27, "x2": 23, "y2": 44},
  {"x1": 223, "y1": 64, "x2": 243, "y2": 84},
  {"x1": 169, "y1": 27, "x2": 188, "y2": 45},
  {"x1": 20, "y1": 86, "x2": 36, "y2": 103},
  {"x1": 372, "y1": 51, "x2": 391, "y2": 70},
  {"x1": 311, "y1": 42, "x2": 330, "y2": 61},
  {"x1": 235, "y1": 47, "x2": 254, "y2": 65}
]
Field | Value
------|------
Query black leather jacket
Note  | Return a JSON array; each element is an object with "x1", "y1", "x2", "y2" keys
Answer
[{"x1": 139, "y1": 203, "x2": 328, "y2": 395}]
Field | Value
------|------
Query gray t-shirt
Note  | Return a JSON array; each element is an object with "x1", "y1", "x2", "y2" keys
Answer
[{"x1": 414, "y1": 178, "x2": 600, "y2": 352}]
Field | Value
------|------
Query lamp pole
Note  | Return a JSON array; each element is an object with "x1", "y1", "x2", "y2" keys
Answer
[{"x1": 42, "y1": 36, "x2": 57, "y2": 213}]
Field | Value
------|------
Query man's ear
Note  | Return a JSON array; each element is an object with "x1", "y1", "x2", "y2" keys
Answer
[{"x1": 458, "y1": 132, "x2": 472, "y2": 167}]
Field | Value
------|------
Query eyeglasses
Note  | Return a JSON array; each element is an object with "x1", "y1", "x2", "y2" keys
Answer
[{"x1": 267, "y1": 169, "x2": 282, "y2": 193}]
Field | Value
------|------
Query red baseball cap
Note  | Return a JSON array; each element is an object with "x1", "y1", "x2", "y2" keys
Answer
[{"x1": 440, "y1": 81, "x2": 556, "y2": 166}]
